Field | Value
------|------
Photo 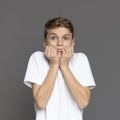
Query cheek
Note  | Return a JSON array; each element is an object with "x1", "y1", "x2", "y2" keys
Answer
[
  {"x1": 47, "y1": 41, "x2": 57, "y2": 46},
  {"x1": 63, "y1": 41, "x2": 73, "y2": 46}
]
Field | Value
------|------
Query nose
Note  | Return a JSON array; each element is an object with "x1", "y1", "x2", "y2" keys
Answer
[{"x1": 57, "y1": 39, "x2": 63, "y2": 46}]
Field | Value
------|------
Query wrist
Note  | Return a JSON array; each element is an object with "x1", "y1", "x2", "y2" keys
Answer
[
  {"x1": 60, "y1": 64, "x2": 69, "y2": 70},
  {"x1": 50, "y1": 63, "x2": 59, "y2": 69}
]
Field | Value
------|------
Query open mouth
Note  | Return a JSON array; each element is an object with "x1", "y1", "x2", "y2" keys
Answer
[{"x1": 57, "y1": 49, "x2": 62, "y2": 52}]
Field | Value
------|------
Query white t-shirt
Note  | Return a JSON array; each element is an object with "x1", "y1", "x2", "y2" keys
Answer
[{"x1": 24, "y1": 51, "x2": 96, "y2": 120}]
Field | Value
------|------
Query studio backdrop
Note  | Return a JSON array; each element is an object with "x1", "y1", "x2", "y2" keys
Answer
[{"x1": 0, "y1": 0, "x2": 120, "y2": 120}]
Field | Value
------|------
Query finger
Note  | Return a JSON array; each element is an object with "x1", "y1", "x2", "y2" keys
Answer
[
  {"x1": 69, "y1": 46, "x2": 74, "y2": 57},
  {"x1": 45, "y1": 46, "x2": 48, "y2": 55},
  {"x1": 51, "y1": 47, "x2": 55, "y2": 56},
  {"x1": 49, "y1": 46, "x2": 53, "y2": 57},
  {"x1": 68, "y1": 47, "x2": 71, "y2": 57},
  {"x1": 69, "y1": 46, "x2": 72, "y2": 54},
  {"x1": 62, "y1": 47, "x2": 66, "y2": 55},
  {"x1": 65, "y1": 46, "x2": 73, "y2": 57},
  {"x1": 65, "y1": 47, "x2": 69, "y2": 56},
  {"x1": 53, "y1": 47, "x2": 57, "y2": 56},
  {"x1": 46, "y1": 46, "x2": 52, "y2": 57},
  {"x1": 71, "y1": 46, "x2": 74, "y2": 55}
]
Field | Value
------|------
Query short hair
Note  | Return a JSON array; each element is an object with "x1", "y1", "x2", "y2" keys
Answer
[{"x1": 44, "y1": 17, "x2": 74, "y2": 39}]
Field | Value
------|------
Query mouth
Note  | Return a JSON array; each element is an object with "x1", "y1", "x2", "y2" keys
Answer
[
  {"x1": 57, "y1": 46, "x2": 63, "y2": 52},
  {"x1": 57, "y1": 49, "x2": 62, "y2": 52}
]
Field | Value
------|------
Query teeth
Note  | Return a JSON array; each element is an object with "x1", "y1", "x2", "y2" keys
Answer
[{"x1": 57, "y1": 49, "x2": 62, "y2": 51}]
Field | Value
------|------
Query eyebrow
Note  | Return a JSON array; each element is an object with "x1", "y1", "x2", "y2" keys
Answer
[
  {"x1": 48, "y1": 33, "x2": 57, "y2": 36},
  {"x1": 48, "y1": 33, "x2": 72, "y2": 37}
]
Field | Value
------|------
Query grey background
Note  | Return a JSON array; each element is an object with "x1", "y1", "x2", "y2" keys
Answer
[{"x1": 0, "y1": 0, "x2": 120, "y2": 120}]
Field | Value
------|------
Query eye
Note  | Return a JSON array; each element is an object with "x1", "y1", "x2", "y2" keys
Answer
[
  {"x1": 49, "y1": 36, "x2": 57, "y2": 40},
  {"x1": 63, "y1": 36, "x2": 71, "y2": 41}
]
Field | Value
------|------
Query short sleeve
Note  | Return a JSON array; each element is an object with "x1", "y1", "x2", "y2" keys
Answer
[
  {"x1": 23, "y1": 52, "x2": 43, "y2": 88},
  {"x1": 76, "y1": 53, "x2": 96, "y2": 89}
]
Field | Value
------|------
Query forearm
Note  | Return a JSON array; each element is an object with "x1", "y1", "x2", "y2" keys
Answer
[
  {"x1": 60, "y1": 65, "x2": 90, "y2": 109},
  {"x1": 33, "y1": 64, "x2": 59, "y2": 109}
]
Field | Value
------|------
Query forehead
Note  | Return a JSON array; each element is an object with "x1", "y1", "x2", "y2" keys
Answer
[{"x1": 47, "y1": 27, "x2": 72, "y2": 36}]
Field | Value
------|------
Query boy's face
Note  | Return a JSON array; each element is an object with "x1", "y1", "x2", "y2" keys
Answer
[{"x1": 44, "y1": 27, "x2": 74, "y2": 48}]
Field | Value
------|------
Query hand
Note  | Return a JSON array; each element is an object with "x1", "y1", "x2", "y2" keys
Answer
[
  {"x1": 60, "y1": 46, "x2": 74, "y2": 69},
  {"x1": 44, "y1": 46, "x2": 60, "y2": 66}
]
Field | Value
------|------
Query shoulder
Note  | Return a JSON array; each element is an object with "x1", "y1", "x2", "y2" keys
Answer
[
  {"x1": 70, "y1": 52, "x2": 89, "y2": 66},
  {"x1": 31, "y1": 51, "x2": 44, "y2": 57},
  {"x1": 29, "y1": 51, "x2": 44, "y2": 59},
  {"x1": 28, "y1": 51, "x2": 46, "y2": 63},
  {"x1": 73, "y1": 52, "x2": 88, "y2": 61}
]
